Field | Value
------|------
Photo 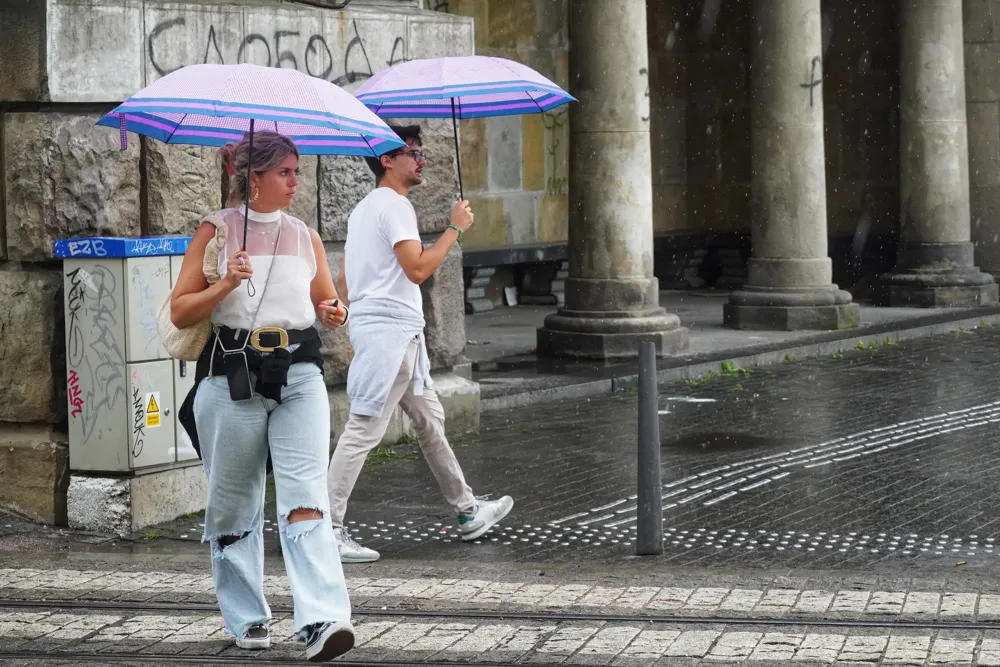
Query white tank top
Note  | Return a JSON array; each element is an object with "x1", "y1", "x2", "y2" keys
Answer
[{"x1": 211, "y1": 206, "x2": 317, "y2": 331}]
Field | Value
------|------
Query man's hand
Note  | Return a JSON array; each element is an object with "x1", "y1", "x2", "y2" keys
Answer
[{"x1": 450, "y1": 199, "x2": 474, "y2": 232}]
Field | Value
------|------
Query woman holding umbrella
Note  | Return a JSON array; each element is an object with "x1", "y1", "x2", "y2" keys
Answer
[{"x1": 169, "y1": 130, "x2": 355, "y2": 662}]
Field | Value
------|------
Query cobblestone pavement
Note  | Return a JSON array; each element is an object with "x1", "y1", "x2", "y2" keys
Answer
[
  {"x1": 6, "y1": 605, "x2": 1000, "y2": 665},
  {"x1": 140, "y1": 326, "x2": 1000, "y2": 574}
]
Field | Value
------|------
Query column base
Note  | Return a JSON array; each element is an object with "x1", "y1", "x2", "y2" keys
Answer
[
  {"x1": 876, "y1": 242, "x2": 999, "y2": 307},
  {"x1": 537, "y1": 308, "x2": 690, "y2": 360},
  {"x1": 724, "y1": 286, "x2": 860, "y2": 330}
]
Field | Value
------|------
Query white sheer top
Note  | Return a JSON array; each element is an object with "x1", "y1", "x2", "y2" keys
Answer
[{"x1": 211, "y1": 206, "x2": 318, "y2": 331}]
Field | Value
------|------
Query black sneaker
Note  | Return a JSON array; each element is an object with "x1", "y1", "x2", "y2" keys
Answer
[
  {"x1": 235, "y1": 623, "x2": 270, "y2": 650},
  {"x1": 304, "y1": 621, "x2": 355, "y2": 662}
]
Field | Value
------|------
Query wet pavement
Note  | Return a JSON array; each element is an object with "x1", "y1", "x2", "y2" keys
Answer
[{"x1": 140, "y1": 324, "x2": 1000, "y2": 574}]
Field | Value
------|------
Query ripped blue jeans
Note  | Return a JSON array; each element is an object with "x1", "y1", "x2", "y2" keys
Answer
[{"x1": 194, "y1": 362, "x2": 351, "y2": 639}]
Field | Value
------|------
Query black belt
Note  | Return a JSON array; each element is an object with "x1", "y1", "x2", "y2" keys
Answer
[{"x1": 215, "y1": 325, "x2": 319, "y2": 354}]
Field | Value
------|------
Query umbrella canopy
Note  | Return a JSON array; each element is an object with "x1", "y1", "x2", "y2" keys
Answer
[
  {"x1": 354, "y1": 55, "x2": 575, "y2": 119},
  {"x1": 97, "y1": 63, "x2": 405, "y2": 156},
  {"x1": 354, "y1": 56, "x2": 574, "y2": 199}
]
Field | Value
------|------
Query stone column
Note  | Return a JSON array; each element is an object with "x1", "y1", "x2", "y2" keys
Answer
[
  {"x1": 536, "y1": 0, "x2": 689, "y2": 359},
  {"x1": 879, "y1": 0, "x2": 998, "y2": 306},
  {"x1": 723, "y1": 0, "x2": 859, "y2": 330}
]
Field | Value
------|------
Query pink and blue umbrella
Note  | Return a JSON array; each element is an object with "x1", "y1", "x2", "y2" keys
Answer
[
  {"x1": 98, "y1": 63, "x2": 404, "y2": 157},
  {"x1": 97, "y1": 63, "x2": 405, "y2": 258},
  {"x1": 354, "y1": 55, "x2": 575, "y2": 199}
]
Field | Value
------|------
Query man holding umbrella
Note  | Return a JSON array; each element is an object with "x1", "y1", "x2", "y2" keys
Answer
[{"x1": 327, "y1": 124, "x2": 514, "y2": 563}]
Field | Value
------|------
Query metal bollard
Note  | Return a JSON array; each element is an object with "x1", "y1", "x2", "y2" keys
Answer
[{"x1": 636, "y1": 341, "x2": 663, "y2": 556}]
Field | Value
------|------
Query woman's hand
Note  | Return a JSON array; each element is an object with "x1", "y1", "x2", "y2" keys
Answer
[
  {"x1": 318, "y1": 298, "x2": 347, "y2": 330},
  {"x1": 224, "y1": 251, "x2": 253, "y2": 289}
]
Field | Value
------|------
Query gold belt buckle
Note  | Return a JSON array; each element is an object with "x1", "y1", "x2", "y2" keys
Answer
[{"x1": 249, "y1": 326, "x2": 289, "y2": 353}]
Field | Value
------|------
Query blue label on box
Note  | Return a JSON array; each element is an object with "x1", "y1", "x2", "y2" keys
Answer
[{"x1": 54, "y1": 236, "x2": 192, "y2": 258}]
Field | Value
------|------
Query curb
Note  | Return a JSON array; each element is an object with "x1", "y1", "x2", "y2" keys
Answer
[{"x1": 480, "y1": 309, "x2": 1000, "y2": 413}]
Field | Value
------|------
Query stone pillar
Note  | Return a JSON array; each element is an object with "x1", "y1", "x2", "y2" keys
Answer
[
  {"x1": 723, "y1": 0, "x2": 859, "y2": 330},
  {"x1": 536, "y1": 0, "x2": 689, "y2": 360},
  {"x1": 879, "y1": 0, "x2": 998, "y2": 307}
]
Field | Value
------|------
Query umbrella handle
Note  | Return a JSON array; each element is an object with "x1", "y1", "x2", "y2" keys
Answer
[
  {"x1": 451, "y1": 98, "x2": 464, "y2": 201},
  {"x1": 243, "y1": 119, "x2": 256, "y2": 297}
]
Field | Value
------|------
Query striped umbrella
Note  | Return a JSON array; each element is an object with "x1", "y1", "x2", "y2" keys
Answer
[
  {"x1": 97, "y1": 63, "x2": 405, "y2": 251},
  {"x1": 354, "y1": 55, "x2": 575, "y2": 199}
]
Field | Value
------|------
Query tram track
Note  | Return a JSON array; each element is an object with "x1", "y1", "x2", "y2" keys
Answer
[{"x1": 3, "y1": 596, "x2": 1000, "y2": 631}]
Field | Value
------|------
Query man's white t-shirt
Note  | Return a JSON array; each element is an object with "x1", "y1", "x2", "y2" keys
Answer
[{"x1": 344, "y1": 187, "x2": 424, "y2": 318}]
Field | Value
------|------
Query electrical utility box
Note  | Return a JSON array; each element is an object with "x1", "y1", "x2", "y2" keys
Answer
[{"x1": 55, "y1": 236, "x2": 199, "y2": 473}]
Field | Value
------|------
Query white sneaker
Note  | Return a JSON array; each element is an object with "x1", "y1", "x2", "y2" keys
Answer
[
  {"x1": 457, "y1": 496, "x2": 514, "y2": 542},
  {"x1": 333, "y1": 527, "x2": 380, "y2": 563},
  {"x1": 235, "y1": 623, "x2": 270, "y2": 650}
]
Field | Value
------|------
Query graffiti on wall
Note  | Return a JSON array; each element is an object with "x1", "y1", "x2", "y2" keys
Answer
[{"x1": 145, "y1": 13, "x2": 411, "y2": 88}]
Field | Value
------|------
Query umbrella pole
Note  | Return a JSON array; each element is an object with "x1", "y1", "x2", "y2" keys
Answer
[
  {"x1": 243, "y1": 119, "x2": 256, "y2": 296},
  {"x1": 450, "y1": 98, "x2": 464, "y2": 201}
]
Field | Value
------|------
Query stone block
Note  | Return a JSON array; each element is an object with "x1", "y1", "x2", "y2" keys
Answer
[
  {"x1": 966, "y1": 43, "x2": 1000, "y2": 102},
  {"x1": 535, "y1": 0, "x2": 567, "y2": 49},
  {"x1": 879, "y1": 282, "x2": 1000, "y2": 308},
  {"x1": 421, "y1": 245, "x2": 466, "y2": 369},
  {"x1": 243, "y1": 6, "x2": 324, "y2": 71},
  {"x1": 653, "y1": 185, "x2": 688, "y2": 233},
  {"x1": 0, "y1": 427, "x2": 69, "y2": 526},
  {"x1": 553, "y1": 49, "x2": 569, "y2": 90},
  {"x1": 973, "y1": 184, "x2": 1000, "y2": 274},
  {"x1": 408, "y1": 14, "x2": 475, "y2": 59},
  {"x1": 319, "y1": 244, "x2": 354, "y2": 385},
  {"x1": 410, "y1": 134, "x2": 460, "y2": 234},
  {"x1": 522, "y1": 115, "x2": 546, "y2": 191},
  {"x1": 543, "y1": 109, "x2": 570, "y2": 196},
  {"x1": 318, "y1": 156, "x2": 374, "y2": 242},
  {"x1": 723, "y1": 303, "x2": 862, "y2": 331},
  {"x1": 503, "y1": 193, "x2": 539, "y2": 245},
  {"x1": 47, "y1": 0, "x2": 144, "y2": 102},
  {"x1": 143, "y1": 140, "x2": 222, "y2": 236},
  {"x1": 0, "y1": 1, "x2": 45, "y2": 101},
  {"x1": 487, "y1": 0, "x2": 537, "y2": 49},
  {"x1": 487, "y1": 115, "x2": 523, "y2": 190},
  {"x1": 0, "y1": 270, "x2": 64, "y2": 424},
  {"x1": 539, "y1": 194, "x2": 568, "y2": 242},
  {"x1": 67, "y1": 465, "x2": 207, "y2": 537},
  {"x1": 4, "y1": 113, "x2": 140, "y2": 261},
  {"x1": 288, "y1": 155, "x2": 320, "y2": 229},
  {"x1": 463, "y1": 196, "x2": 506, "y2": 248},
  {"x1": 840, "y1": 109, "x2": 898, "y2": 182},
  {"x1": 964, "y1": 0, "x2": 997, "y2": 43},
  {"x1": 459, "y1": 117, "x2": 489, "y2": 192},
  {"x1": 143, "y1": 3, "x2": 243, "y2": 83},
  {"x1": 969, "y1": 103, "x2": 1000, "y2": 187},
  {"x1": 651, "y1": 106, "x2": 687, "y2": 185},
  {"x1": 442, "y1": 0, "x2": 490, "y2": 47},
  {"x1": 537, "y1": 327, "x2": 690, "y2": 360}
]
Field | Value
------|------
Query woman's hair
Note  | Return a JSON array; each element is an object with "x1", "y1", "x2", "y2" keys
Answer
[{"x1": 219, "y1": 131, "x2": 299, "y2": 207}]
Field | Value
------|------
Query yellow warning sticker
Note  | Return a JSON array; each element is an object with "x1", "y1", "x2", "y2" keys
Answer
[{"x1": 145, "y1": 392, "x2": 161, "y2": 429}]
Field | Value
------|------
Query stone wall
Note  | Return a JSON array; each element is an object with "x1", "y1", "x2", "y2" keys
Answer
[
  {"x1": 0, "y1": 0, "x2": 475, "y2": 524},
  {"x1": 423, "y1": 0, "x2": 570, "y2": 251},
  {"x1": 966, "y1": 0, "x2": 1000, "y2": 279}
]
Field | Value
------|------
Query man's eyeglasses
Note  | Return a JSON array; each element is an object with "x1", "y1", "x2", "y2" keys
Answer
[{"x1": 395, "y1": 149, "x2": 427, "y2": 163}]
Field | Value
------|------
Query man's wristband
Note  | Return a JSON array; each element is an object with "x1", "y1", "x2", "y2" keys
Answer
[{"x1": 447, "y1": 223, "x2": 464, "y2": 246}]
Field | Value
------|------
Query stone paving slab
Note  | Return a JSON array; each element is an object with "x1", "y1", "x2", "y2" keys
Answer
[
  {"x1": 4, "y1": 605, "x2": 1000, "y2": 665},
  {"x1": 7, "y1": 566, "x2": 1000, "y2": 624}
]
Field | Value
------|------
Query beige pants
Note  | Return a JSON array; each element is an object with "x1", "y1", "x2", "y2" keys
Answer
[{"x1": 327, "y1": 337, "x2": 477, "y2": 528}]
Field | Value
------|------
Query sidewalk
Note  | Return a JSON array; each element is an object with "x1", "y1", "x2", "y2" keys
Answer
[
  {"x1": 466, "y1": 290, "x2": 1000, "y2": 411},
  {"x1": 117, "y1": 324, "x2": 1000, "y2": 576}
]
